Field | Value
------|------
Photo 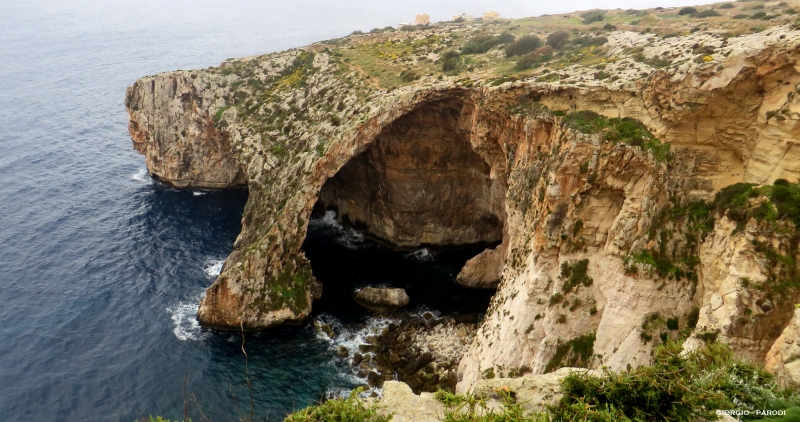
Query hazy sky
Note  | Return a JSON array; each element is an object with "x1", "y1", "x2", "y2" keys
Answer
[
  {"x1": 8, "y1": 0, "x2": 709, "y2": 33},
  {"x1": 3, "y1": 0, "x2": 706, "y2": 73}
]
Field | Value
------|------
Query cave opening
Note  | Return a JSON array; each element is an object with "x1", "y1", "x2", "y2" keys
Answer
[{"x1": 303, "y1": 98, "x2": 506, "y2": 320}]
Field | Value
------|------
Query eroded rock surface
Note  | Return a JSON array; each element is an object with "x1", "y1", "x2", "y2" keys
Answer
[{"x1": 319, "y1": 99, "x2": 505, "y2": 248}]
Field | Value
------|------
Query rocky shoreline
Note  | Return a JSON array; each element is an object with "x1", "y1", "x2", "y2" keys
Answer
[{"x1": 317, "y1": 312, "x2": 480, "y2": 393}]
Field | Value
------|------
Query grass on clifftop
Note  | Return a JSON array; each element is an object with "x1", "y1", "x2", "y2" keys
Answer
[
  {"x1": 435, "y1": 390, "x2": 548, "y2": 422},
  {"x1": 284, "y1": 388, "x2": 391, "y2": 422}
]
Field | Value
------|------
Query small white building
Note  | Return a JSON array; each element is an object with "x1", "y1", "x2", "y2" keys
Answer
[{"x1": 453, "y1": 13, "x2": 474, "y2": 21}]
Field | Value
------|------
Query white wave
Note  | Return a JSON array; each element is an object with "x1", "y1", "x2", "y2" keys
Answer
[
  {"x1": 322, "y1": 210, "x2": 340, "y2": 227},
  {"x1": 192, "y1": 191, "x2": 207, "y2": 196},
  {"x1": 314, "y1": 314, "x2": 397, "y2": 370},
  {"x1": 308, "y1": 210, "x2": 342, "y2": 229},
  {"x1": 337, "y1": 227, "x2": 365, "y2": 249},
  {"x1": 131, "y1": 168, "x2": 151, "y2": 183},
  {"x1": 167, "y1": 296, "x2": 208, "y2": 341},
  {"x1": 406, "y1": 248, "x2": 434, "y2": 262},
  {"x1": 203, "y1": 258, "x2": 225, "y2": 277},
  {"x1": 309, "y1": 210, "x2": 365, "y2": 249},
  {"x1": 406, "y1": 305, "x2": 442, "y2": 320}
]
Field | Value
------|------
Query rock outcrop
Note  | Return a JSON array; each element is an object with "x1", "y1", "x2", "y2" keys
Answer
[
  {"x1": 376, "y1": 381, "x2": 445, "y2": 422},
  {"x1": 766, "y1": 308, "x2": 800, "y2": 388},
  {"x1": 375, "y1": 368, "x2": 589, "y2": 420},
  {"x1": 352, "y1": 287, "x2": 410, "y2": 313},
  {"x1": 127, "y1": 4, "x2": 800, "y2": 396},
  {"x1": 126, "y1": 74, "x2": 246, "y2": 188}
]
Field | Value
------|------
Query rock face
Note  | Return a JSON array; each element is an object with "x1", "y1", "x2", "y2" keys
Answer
[
  {"x1": 766, "y1": 308, "x2": 800, "y2": 388},
  {"x1": 126, "y1": 74, "x2": 246, "y2": 188},
  {"x1": 376, "y1": 381, "x2": 445, "y2": 422},
  {"x1": 318, "y1": 99, "x2": 505, "y2": 248},
  {"x1": 471, "y1": 368, "x2": 596, "y2": 414},
  {"x1": 376, "y1": 369, "x2": 588, "y2": 420},
  {"x1": 127, "y1": 12, "x2": 800, "y2": 395},
  {"x1": 352, "y1": 287, "x2": 410, "y2": 313}
]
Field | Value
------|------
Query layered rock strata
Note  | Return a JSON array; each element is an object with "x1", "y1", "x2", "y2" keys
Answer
[{"x1": 127, "y1": 17, "x2": 800, "y2": 393}]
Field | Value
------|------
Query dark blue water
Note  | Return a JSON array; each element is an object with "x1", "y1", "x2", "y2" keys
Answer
[{"x1": 0, "y1": 1, "x2": 699, "y2": 420}]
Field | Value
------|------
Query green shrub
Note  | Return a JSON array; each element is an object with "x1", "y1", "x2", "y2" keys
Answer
[
  {"x1": 562, "y1": 112, "x2": 671, "y2": 162},
  {"x1": 398, "y1": 69, "x2": 419, "y2": 82},
  {"x1": 515, "y1": 47, "x2": 553, "y2": 70},
  {"x1": 284, "y1": 388, "x2": 391, "y2": 422},
  {"x1": 560, "y1": 259, "x2": 592, "y2": 293},
  {"x1": 545, "y1": 332, "x2": 596, "y2": 373},
  {"x1": 581, "y1": 10, "x2": 606, "y2": 24},
  {"x1": 666, "y1": 317, "x2": 679, "y2": 330},
  {"x1": 571, "y1": 36, "x2": 609, "y2": 47},
  {"x1": 546, "y1": 31, "x2": 570, "y2": 49},
  {"x1": 687, "y1": 307, "x2": 700, "y2": 329},
  {"x1": 442, "y1": 51, "x2": 460, "y2": 71},
  {"x1": 498, "y1": 32, "x2": 516, "y2": 44},
  {"x1": 711, "y1": 180, "x2": 800, "y2": 228},
  {"x1": 462, "y1": 35, "x2": 501, "y2": 54},
  {"x1": 694, "y1": 9, "x2": 721, "y2": 17},
  {"x1": 434, "y1": 390, "x2": 547, "y2": 422},
  {"x1": 561, "y1": 110, "x2": 608, "y2": 134},
  {"x1": 214, "y1": 106, "x2": 231, "y2": 123},
  {"x1": 505, "y1": 35, "x2": 543, "y2": 57},
  {"x1": 679, "y1": 7, "x2": 698, "y2": 15},
  {"x1": 549, "y1": 342, "x2": 800, "y2": 421},
  {"x1": 719, "y1": 3, "x2": 735, "y2": 9}
]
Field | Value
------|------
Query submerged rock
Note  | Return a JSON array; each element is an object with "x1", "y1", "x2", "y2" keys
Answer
[{"x1": 353, "y1": 287, "x2": 409, "y2": 314}]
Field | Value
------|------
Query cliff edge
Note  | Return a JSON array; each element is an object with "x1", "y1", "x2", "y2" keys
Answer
[{"x1": 127, "y1": 2, "x2": 800, "y2": 392}]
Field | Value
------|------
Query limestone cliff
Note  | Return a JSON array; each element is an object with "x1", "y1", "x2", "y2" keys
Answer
[{"x1": 126, "y1": 3, "x2": 800, "y2": 393}]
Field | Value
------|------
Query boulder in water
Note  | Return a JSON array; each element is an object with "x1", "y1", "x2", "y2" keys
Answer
[
  {"x1": 353, "y1": 287, "x2": 410, "y2": 313},
  {"x1": 313, "y1": 320, "x2": 335, "y2": 339}
]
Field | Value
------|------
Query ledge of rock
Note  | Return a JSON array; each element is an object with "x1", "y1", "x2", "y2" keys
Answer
[
  {"x1": 376, "y1": 368, "x2": 594, "y2": 420},
  {"x1": 473, "y1": 368, "x2": 597, "y2": 415},
  {"x1": 353, "y1": 287, "x2": 410, "y2": 314},
  {"x1": 376, "y1": 381, "x2": 445, "y2": 422}
]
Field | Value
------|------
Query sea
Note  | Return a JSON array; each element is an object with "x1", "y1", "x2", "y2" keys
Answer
[{"x1": 0, "y1": 0, "x2": 695, "y2": 420}]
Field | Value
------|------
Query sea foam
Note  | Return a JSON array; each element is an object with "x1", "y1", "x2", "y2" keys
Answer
[
  {"x1": 131, "y1": 168, "x2": 150, "y2": 183},
  {"x1": 203, "y1": 258, "x2": 225, "y2": 277},
  {"x1": 167, "y1": 296, "x2": 208, "y2": 341}
]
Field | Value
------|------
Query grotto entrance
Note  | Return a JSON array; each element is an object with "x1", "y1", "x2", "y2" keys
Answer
[
  {"x1": 300, "y1": 98, "x2": 507, "y2": 393},
  {"x1": 304, "y1": 97, "x2": 506, "y2": 316}
]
